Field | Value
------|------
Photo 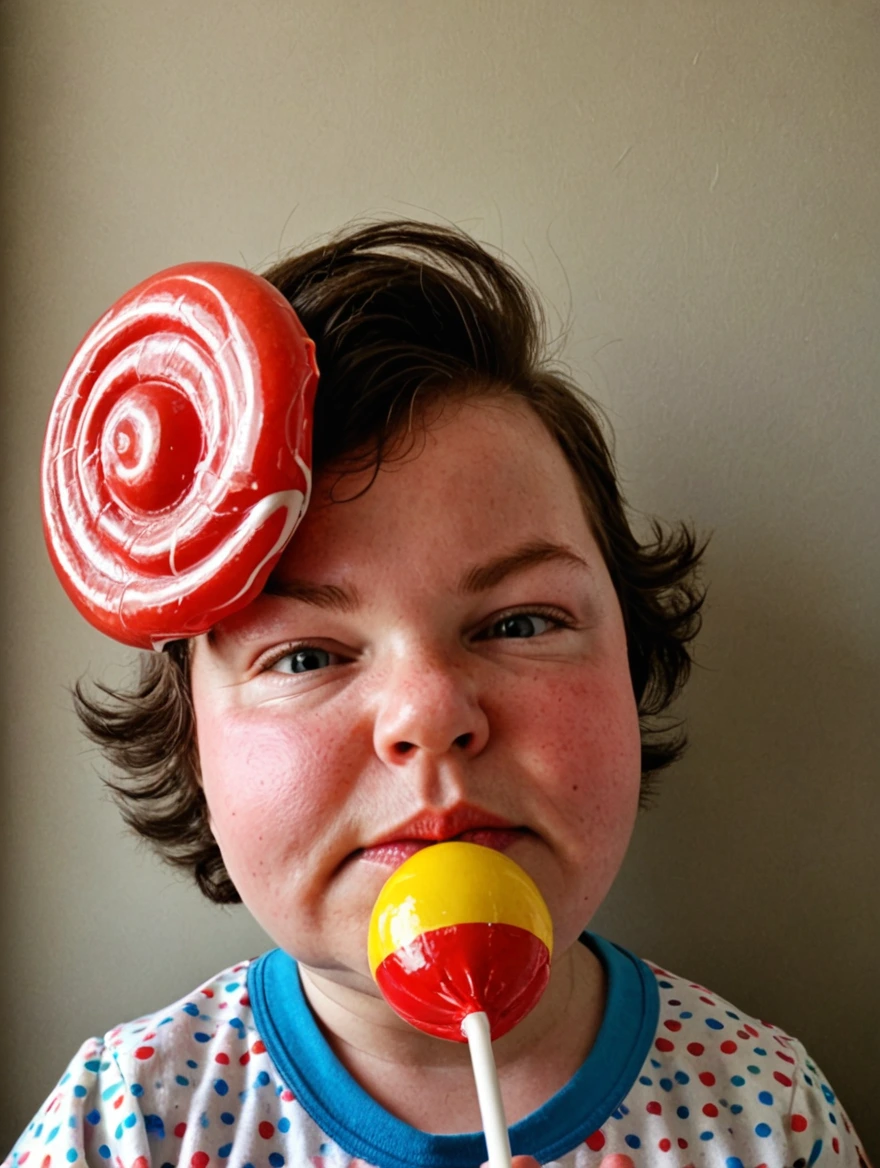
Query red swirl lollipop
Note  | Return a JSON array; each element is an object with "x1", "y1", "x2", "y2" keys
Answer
[{"x1": 41, "y1": 263, "x2": 318, "y2": 648}]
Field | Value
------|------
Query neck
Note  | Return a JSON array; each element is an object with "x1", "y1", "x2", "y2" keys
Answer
[{"x1": 298, "y1": 940, "x2": 606, "y2": 1134}]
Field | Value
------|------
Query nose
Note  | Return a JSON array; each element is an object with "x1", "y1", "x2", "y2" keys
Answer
[{"x1": 373, "y1": 647, "x2": 490, "y2": 767}]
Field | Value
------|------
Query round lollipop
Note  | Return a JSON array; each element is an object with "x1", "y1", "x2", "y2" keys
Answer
[
  {"x1": 369, "y1": 842, "x2": 553, "y2": 1168},
  {"x1": 41, "y1": 262, "x2": 318, "y2": 648}
]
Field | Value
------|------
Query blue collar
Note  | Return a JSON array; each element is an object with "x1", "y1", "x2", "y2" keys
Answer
[{"x1": 249, "y1": 934, "x2": 658, "y2": 1167}]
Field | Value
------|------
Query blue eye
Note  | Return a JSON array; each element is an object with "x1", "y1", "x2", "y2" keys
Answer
[
  {"x1": 490, "y1": 613, "x2": 555, "y2": 639},
  {"x1": 273, "y1": 648, "x2": 335, "y2": 673}
]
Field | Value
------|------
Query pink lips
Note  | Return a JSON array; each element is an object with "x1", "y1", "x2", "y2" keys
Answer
[{"x1": 357, "y1": 806, "x2": 525, "y2": 868}]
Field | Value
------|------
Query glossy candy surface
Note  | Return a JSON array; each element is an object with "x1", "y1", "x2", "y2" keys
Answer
[
  {"x1": 41, "y1": 263, "x2": 318, "y2": 648},
  {"x1": 369, "y1": 842, "x2": 553, "y2": 1043}
]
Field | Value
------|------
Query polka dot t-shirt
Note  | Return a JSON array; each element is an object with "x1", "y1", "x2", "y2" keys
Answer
[{"x1": 3, "y1": 935, "x2": 868, "y2": 1168}]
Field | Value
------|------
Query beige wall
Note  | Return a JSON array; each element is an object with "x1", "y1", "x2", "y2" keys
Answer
[{"x1": 2, "y1": 0, "x2": 877, "y2": 1154}]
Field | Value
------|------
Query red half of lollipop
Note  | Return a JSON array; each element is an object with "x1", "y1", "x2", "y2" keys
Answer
[{"x1": 41, "y1": 262, "x2": 318, "y2": 648}]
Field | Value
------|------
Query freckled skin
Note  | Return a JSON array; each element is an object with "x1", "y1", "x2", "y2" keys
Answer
[{"x1": 191, "y1": 397, "x2": 642, "y2": 994}]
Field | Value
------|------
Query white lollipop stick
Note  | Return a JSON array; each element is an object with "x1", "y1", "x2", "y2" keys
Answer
[{"x1": 461, "y1": 1011, "x2": 513, "y2": 1168}]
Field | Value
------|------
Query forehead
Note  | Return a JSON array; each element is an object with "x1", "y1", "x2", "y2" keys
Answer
[{"x1": 272, "y1": 397, "x2": 596, "y2": 583}]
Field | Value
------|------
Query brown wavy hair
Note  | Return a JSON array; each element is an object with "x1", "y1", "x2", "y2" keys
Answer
[{"x1": 75, "y1": 220, "x2": 706, "y2": 904}]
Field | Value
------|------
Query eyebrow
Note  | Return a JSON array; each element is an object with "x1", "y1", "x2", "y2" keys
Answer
[
  {"x1": 457, "y1": 540, "x2": 590, "y2": 594},
  {"x1": 258, "y1": 540, "x2": 589, "y2": 618},
  {"x1": 262, "y1": 579, "x2": 363, "y2": 613}
]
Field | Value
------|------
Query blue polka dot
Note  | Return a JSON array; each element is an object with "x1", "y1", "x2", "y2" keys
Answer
[
  {"x1": 758, "y1": 1090, "x2": 773, "y2": 1105},
  {"x1": 278, "y1": 1118, "x2": 291, "y2": 1134},
  {"x1": 98, "y1": 1148, "x2": 111, "y2": 1161},
  {"x1": 124, "y1": 1114, "x2": 136, "y2": 1130},
  {"x1": 256, "y1": 1071, "x2": 271, "y2": 1087},
  {"x1": 73, "y1": 1086, "x2": 87, "y2": 1099},
  {"x1": 186, "y1": 1060, "x2": 198, "y2": 1069},
  {"x1": 659, "y1": 1078, "x2": 673, "y2": 1092},
  {"x1": 625, "y1": 1136, "x2": 641, "y2": 1150},
  {"x1": 176, "y1": 1075, "x2": 189, "y2": 1086},
  {"x1": 68, "y1": 1117, "x2": 77, "y2": 1129},
  {"x1": 822, "y1": 1084, "x2": 835, "y2": 1104},
  {"x1": 183, "y1": 1003, "x2": 200, "y2": 1016},
  {"x1": 639, "y1": 1076, "x2": 652, "y2": 1086},
  {"x1": 677, "y1": 1106, "x2": 690, "y2": 1119},
  {"x1": 755, "y1": 1122, "x2": 772, "y2": 1138},
  {"x1": 84, "y1": 1060, "x2": 101, "y2": 1073},
  {"x1": 268, "y1": 1156, "x2": 285, "y2": 1168},
  {"x1": 218, "y1": 1146, "x2": 232, "y2": 1160},
  {"x1": 194, "y1": 1032, "x2": 211, "y2": 1043},
  {"x1": 679, "y1": 1011, "x2": 693, "y2": 1019},
  {"x1": 808, "y1": 1139, "x2": 824, "y2": 1167},
  {"x1": 706, "y1": 1018, "x2": 724, "y2": 1030},
  {"x1": 114, "y1": 1125, "x2": 123, "y2": 1142},
  {"x1": 86, "y1": 1111, "x2": 100, "y2": 1126},
  {"x1": 214, "y1": 1079, "x2": 229, "y2": 1096},
  {"x1": 804, "y1": 1073, "x2": 814, "y2": 1086},
  {"x1": 649, "y1": 1058, "x2": 661, "y2": 1069},
  {"x1": 829, "y1": 1112, "x2": 837, "y2": 1125},
  {"x1": 725, "y1": 1010, "x2": 740, "y2": 1019},
  {"x1": 726, "y1": 1159, "x2": 744, "y2": 1168},
  {"x1": 731, "y1": 1075, "x2": 745, "y2": 1087},
  {"x1": 47, "y1": 1126, "x2": 60, "y2": 1144},
  {"x1": 700, "y1": 1132, "x2": 714, "y2": 1142},
  {"x1": 674, "y1": 1071, "x2": 690, "y2": 1085},
  {"x1": 731, "y1": 1104, "x2": 743, "y2": 1115},
  {"x1": 753, "y1": 1047, "x2": 767, "y2": 1056},
  {"x1": 747, "y1": 1065, "x2": 761, "y2": 1075},
  {"x1": 66, "y1": 1151, "x2": 78, "y2": 1163},
  {"x1": 145, "y1": 1116, "x2": 166, "y2": 1138},
  {"x1": 221, "y1": 1112, "x2": 235, "y2": 1125},
  {"x1": 225, "y1": 982, "x2": 241, "y2": 992},
  {"x1": 131, "y1": 1084, "x2": 144, "y2": 1097},
  {"x1": 658, "y1": 980, "x2": 673, "y2": 988},
  {"x1": 229, "y1": 1018, "x2": 245, "y2": 1032}
]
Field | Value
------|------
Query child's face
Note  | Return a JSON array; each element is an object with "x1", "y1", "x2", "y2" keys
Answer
[{"x1": 191, "y1": 397, "x2": 641, "y2": 988}]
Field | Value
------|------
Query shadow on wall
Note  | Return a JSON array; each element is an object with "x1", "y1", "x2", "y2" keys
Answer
[{"x1": 595, "y1": 526, "x2": 879, "y2": 1147}]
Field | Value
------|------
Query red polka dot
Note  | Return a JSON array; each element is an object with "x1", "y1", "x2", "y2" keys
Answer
[
  {"x1": 215, "y1": 1052, "x2": 229, "y2": 1065},
  {"x1": 258, "y1": 1122, "x2": 275, "y2": 1140},
  {"x1": 698, "y1": 1071, "x2": 716, "y2": 1087},
  {"x1": 252, "y1": 1040, "x2": 267, "y2": 1054},
  {"x1": 239, "y1": 1051, "x2": 250, "y2": 1066},
  {"x1": 833, "y1": 1138, "x2": 840, "y2": 1155},
  {"x1": 702, "y1": 1103, "x2": 719, "y2": 1118},
  {"x1": 791, "y1": 1114, "x2": 808, "y2": 1133},
  {"x1": 699, "y1": 996, "x2": 716, "y2": 1005},
  {"x1": 133, "y1": 1159, "x2": 148, "y2": 1168},
  {"x1": 191, "y1": 1154, "x2": 209, "y2": 1168},
  {"x1": 134, "y1": 1045, "x2": 154, "y2": 1060},
  {"x1": 281, "y1": 1089, "x2": 295, "y2": 1102},
  {"x1": 745, "y1": 1024, "x2": 759, "y2": 1037},
  {"x1": 687, "y1": 1042, "x2": 705, "y2": 1056},
  {"x1": 585, "y1": 1131, "x2": 605, "y2": 1152},
  {"x1": 663, "y1": 1020, "x2": 682, "y2": 1032},
  {"x1": 201, "y1": 988, "x2": 214, "y2": 998},
  {"x1": 677, "y1": 1138, "x2": 689, "y2": 1150},
  {"x1": 240, "y1": 993, "x2": 251, "y2": 1007},
  {"x1": 18, "y1": 1156, "x2": 29, "y2": 1166},
  {"x1": 113, "y1": 1095, "x2": 124, "y2": 1109},
  {"x1": 646, "y1": 1101, "x2": 662, "y2": 1115},
  {"x1": 773, "y1": 1071, "x2": 793, "y2": 1087},
  {"x1": 720, "y1": 1040, "x2": 738, "y2": 1054},
  {"x1": 41, "y1": 1157, "x2": 51, "y2": 1168},
  {"x1": 655, "y1": 1037, "x2": 675, "y2": 1053},
  {"x1": 658, "y1": 1139, "x2": 671, "y2": 1153},
  {"x1": 174, "y1": 1123, "x2": 187, "y2": 1138},
  {"x1": 776, "y1": 1050, "x2": 795, "y2": 1064}
]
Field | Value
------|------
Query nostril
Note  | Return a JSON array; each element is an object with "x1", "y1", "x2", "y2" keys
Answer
[
  {"x1": 394, "y1": 741, "x2": 415, "y2": 755},
  {"x1": 454, "y1": 732, "x2": 473, "y2": 750}
]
